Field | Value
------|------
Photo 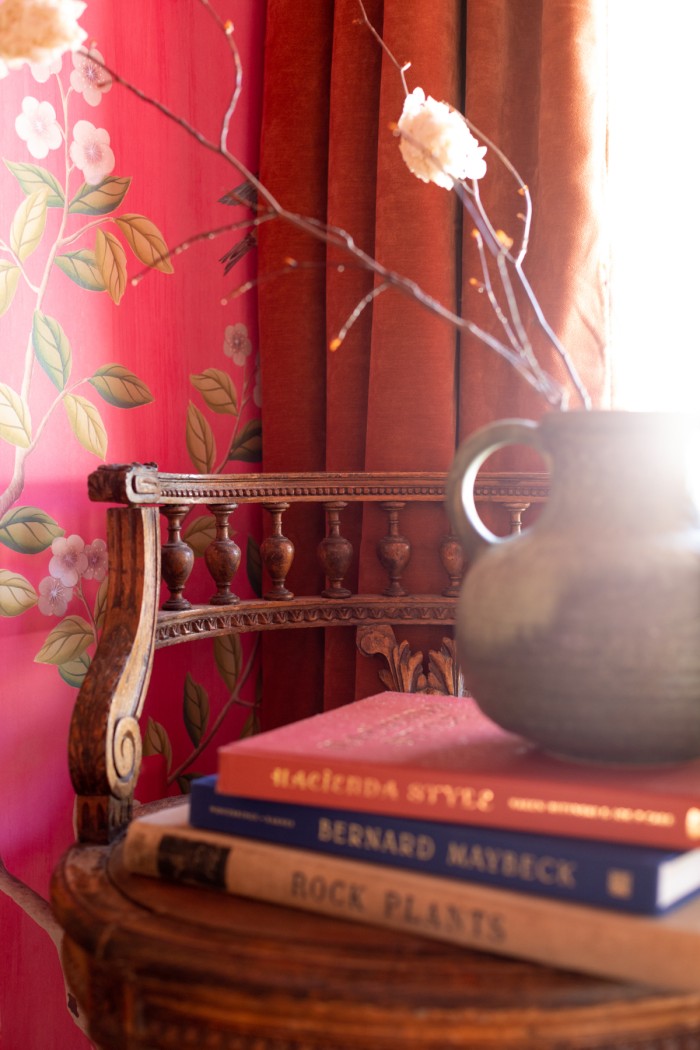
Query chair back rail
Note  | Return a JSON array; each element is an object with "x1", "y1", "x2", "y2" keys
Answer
[{"x1": 71, "y1": 465, "x2": 548, "y2": 843}]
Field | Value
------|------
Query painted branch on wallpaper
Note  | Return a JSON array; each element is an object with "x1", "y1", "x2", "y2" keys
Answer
[
  {"x1": 0, "y1": 853, "x2": 92, "y2": 1039},
  {"x1": 0, "y1": 42, "x2": 176, "y2": 686},
  {"x1": 96, "y1": 0, "x2": 589, "y2": 411}
]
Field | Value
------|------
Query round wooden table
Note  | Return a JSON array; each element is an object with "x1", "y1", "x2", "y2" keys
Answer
[{"x1": 51, "y1": 840, "x2": 700, "y2": 1050}]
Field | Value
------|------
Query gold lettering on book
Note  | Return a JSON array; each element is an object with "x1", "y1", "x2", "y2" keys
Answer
[
  {"x1": 317, "y1": 818, "x2": 436, "y2": 860},
  {"x1": 507, "y1": 795, "x2": 675, "y2": 828},
  {"x1": 405, "y1": 782, "x2": 495, "y2": 812},
  {"x1": 270, "y1": 766, "x2": 400, "y2": 801},
  {"x1": 445, "y1": 842, "x2": 577, "y2": 887}
]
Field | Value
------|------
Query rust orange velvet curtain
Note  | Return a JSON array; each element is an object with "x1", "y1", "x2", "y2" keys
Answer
[{"x1": 257, "y1": 0, "x2": 609, "y2": 728}]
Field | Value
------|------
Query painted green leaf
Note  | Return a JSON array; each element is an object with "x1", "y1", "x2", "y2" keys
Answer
[
  {"x1": 246, "y1": 535, "x2": 262, "y2": 597},
  {"x1": 68, "y1": 176, "x2": 131, "y2": 216},
  {"x1": 227, "y1": 417, "x2": 262, "y2": 463},
  {"x1": 0, "y1": 506, "x2": 64, "y2": 554},
  {"x1": 55, "y1": 250, "x2": 107, "y2": 292},
  {"x1": 93, "y1": 577, "x2": 108, "y2": 631},
  {"x1": 214, "y1": 632, "x2": 242, "y2": 693},
  {"x1": 34, "y1": 614, "x2": 93, "y2": 664},
  {"x1": 0, "y1": 569, "x2": 37, "y2": 616},
  {"x1": 190, "y1": 369, "x2": 239, "y2": 415},
  {"x1": 32, "y1": 311, "x2": 72, "y2": 391},
  {"x1": 64, "y1": 394, "x2": 108, "y2": 459},
  {"x1": 143, "y1": 716, "x2": 173, "y2": 773},
  {"x1": 186, "y1": 402, "x2": 216, "y2": 473},
  {"x1": 95, "y1": 228, "x2": 127, "y2": 305},
  {"x1": 4, "y1": 160, "x2": 64, "y2": 207},
  {"x1": 89, "y1": 363, "x2": 154, "y2": 409},
  {"x1": 182, "y1": 513, "x2": 217, "y2": 557},
  {"x1": 0, "y1": 261, "x2": 20, "y2": 316},
  {"x1": 0, "y1": 382, "x2": 31, "y2": 448},
  {"x1": 115, "y1": 214, "x2": 174, "y2": 273},
  {"x1": 10, "y1": 188, "x2": 49, "y2": 262},
  {"x1": 183, "y1": 672, "x2": 210, "y2": 747},
  {"x1": 59, "y1": 652, "x2": 91, "y2": 688}
]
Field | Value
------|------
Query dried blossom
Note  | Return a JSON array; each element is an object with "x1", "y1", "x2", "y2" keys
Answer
[
  {"x1": 0, "y1": 0, "x2": 86, "y2": 70},
  {"x1": 397, "y1": 87, "x2": 487, "y2": 189}
]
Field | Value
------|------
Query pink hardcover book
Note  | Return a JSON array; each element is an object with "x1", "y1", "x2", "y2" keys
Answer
[{"x1": 217, "y1": 692, "x2": 700, "y2": 849}]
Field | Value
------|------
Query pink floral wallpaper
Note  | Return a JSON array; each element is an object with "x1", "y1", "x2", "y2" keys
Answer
[{"x1": 0, "y1": 5, "x2": 265, "y2": 1047}]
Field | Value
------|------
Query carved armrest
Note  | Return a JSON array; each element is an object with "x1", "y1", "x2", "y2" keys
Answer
[{"x1": 70, "y1": 465, "x2": 548, "y2": 843}]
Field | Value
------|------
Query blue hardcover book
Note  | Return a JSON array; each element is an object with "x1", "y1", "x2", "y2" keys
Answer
[{"x1": 189, "y1": 774, "x2": 700, "y2": 914}]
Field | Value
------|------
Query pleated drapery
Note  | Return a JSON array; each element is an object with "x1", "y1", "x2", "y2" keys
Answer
[{"x1": 256, "y1": 0, "x2": 609, "y2": 728}]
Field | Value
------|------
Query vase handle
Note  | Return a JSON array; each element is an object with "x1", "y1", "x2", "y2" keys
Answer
[{"x1": 447, "y1": 418, "x2": 543, "y2": 561}]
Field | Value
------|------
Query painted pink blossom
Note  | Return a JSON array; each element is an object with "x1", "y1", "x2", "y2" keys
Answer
[
  {"x1": 69, "y1": 45, "x2": 111, "y2": 106},
  {"x1": 82, "y1": 538, "x2": 108, "y2": 581},
  {"x1": 223, "y1": 322, "x2": 252, "y2": 366},
  {"x1": 49, "y1": 534, "x2": 88, "y2": 587},
  {"x1": 69, "y1": 119, "x2": 115, "y2": 184},
  {"x1": 15, "y1": 95, "x2": 62, "y2": 159},
  {"x1": 38, "y1": 575, "x2": 73, "y2": 616}
]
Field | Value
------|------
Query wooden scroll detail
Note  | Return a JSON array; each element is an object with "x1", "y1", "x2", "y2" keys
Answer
[
  {"x1": 68, "y1": 506, "x2": 161, "y2": 844},
  {"x1": 356, "y1": 625, "x2": 465, "y2": 697},
  {"x1": 356, "y1": 625, "x2": 427, "y2": 693},
  {"x1": 427, "y1": 637, "x2": 467, "y2": 696}
]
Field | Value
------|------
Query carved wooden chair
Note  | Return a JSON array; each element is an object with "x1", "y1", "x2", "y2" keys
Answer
[{"x1": 51, "y1": 465, "x2": 700, "y2": 1050}]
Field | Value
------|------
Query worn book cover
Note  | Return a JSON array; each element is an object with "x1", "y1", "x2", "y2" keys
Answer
[
  {"x1": 190, "y1": 774, "x2": 700, "y2": 913},
  {"x1": 123, "y1": 800, "x2": 700, "y2": 992},
  {"x1": 217, "y1": 692, "x2": 700, "y2": 849}
]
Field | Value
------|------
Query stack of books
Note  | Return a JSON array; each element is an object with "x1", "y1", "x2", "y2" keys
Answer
[{"x1": 123, "y1": 691, "x2": 700, "y2": 990}]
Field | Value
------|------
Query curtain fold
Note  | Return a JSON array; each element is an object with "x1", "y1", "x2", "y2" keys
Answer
[{"x1": 257, "y1": 0, "x2": 609, "y2": 729}]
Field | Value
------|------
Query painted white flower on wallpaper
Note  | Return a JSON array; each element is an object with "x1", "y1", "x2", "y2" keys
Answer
[
  {"x1": 14, "y1": 95, "x2": 62, "y2": 157},
  {"x1": 69, "y1": 45, "x2": 110, "y2": 105},
  {"x1": 0, "y1": 41, "x2": 173, "y2": 688},
  {"x1": 34, "y1": 531, "x2": 107, "y2": 680},
  {"x1": 69, "y1": 118, "x2": 114, "y2": 183}
]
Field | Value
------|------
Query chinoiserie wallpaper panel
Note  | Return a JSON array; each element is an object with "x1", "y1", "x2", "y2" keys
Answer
[{"x1": 0, "y1": 5, "x2": 265, "y2": 1047}]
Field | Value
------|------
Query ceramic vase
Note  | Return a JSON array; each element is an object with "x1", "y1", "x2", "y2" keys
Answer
[{"x1": 447, "y1": 410, "x2": 700, "y2": 764}]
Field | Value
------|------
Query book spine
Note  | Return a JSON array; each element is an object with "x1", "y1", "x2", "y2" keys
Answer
[
  {"x1": 215, "y1": 753, "x2": 694, "y2": 851},
  {"x1": 190, "y1": 786, "x2": 667, "y2": 913},
  {"x1": 121, "y1": 821, "x2": 700, "y2": 992}
]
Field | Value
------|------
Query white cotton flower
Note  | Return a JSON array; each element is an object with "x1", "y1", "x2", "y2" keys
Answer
[
  {"x1": 397, "y1": 87, "x2": 487, "y2": 190},
  {"x1": 0, "y1": 0, "x2": 86, "y2": 70},
  {"x1": 69, "y1": 119, "x2": 115, "y2": 184},
  {"x1": 15, "y1": 95, "x2": 62, "y2": 158}
]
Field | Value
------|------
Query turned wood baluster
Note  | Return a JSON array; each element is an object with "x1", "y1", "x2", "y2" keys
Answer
[
  {"x1": 160, "y1": 505, "x2": 194, "y2": 610},
  {"x1": 439, "y1": 532, "x2": 466, "y2": 597},
  {"x1": 318, "y1": 501, "x2": 352, "y2": 598},
  {"x1": 504, "y1": 500, "x2": 531, "y2": 534},
  {"x1": 261, "y1": 502, "x2": 294, "y2": 600},
  {"x1": 204, "y1": 504, "x2": 241, "y2": 605},
  {"x1": 377, "y1": 501, "x2": 410, "y2": 597}
]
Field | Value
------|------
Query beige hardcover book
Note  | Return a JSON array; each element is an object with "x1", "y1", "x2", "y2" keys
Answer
[{"x1": 123, "y1": 801, "x2": 700, "y2": 993}]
